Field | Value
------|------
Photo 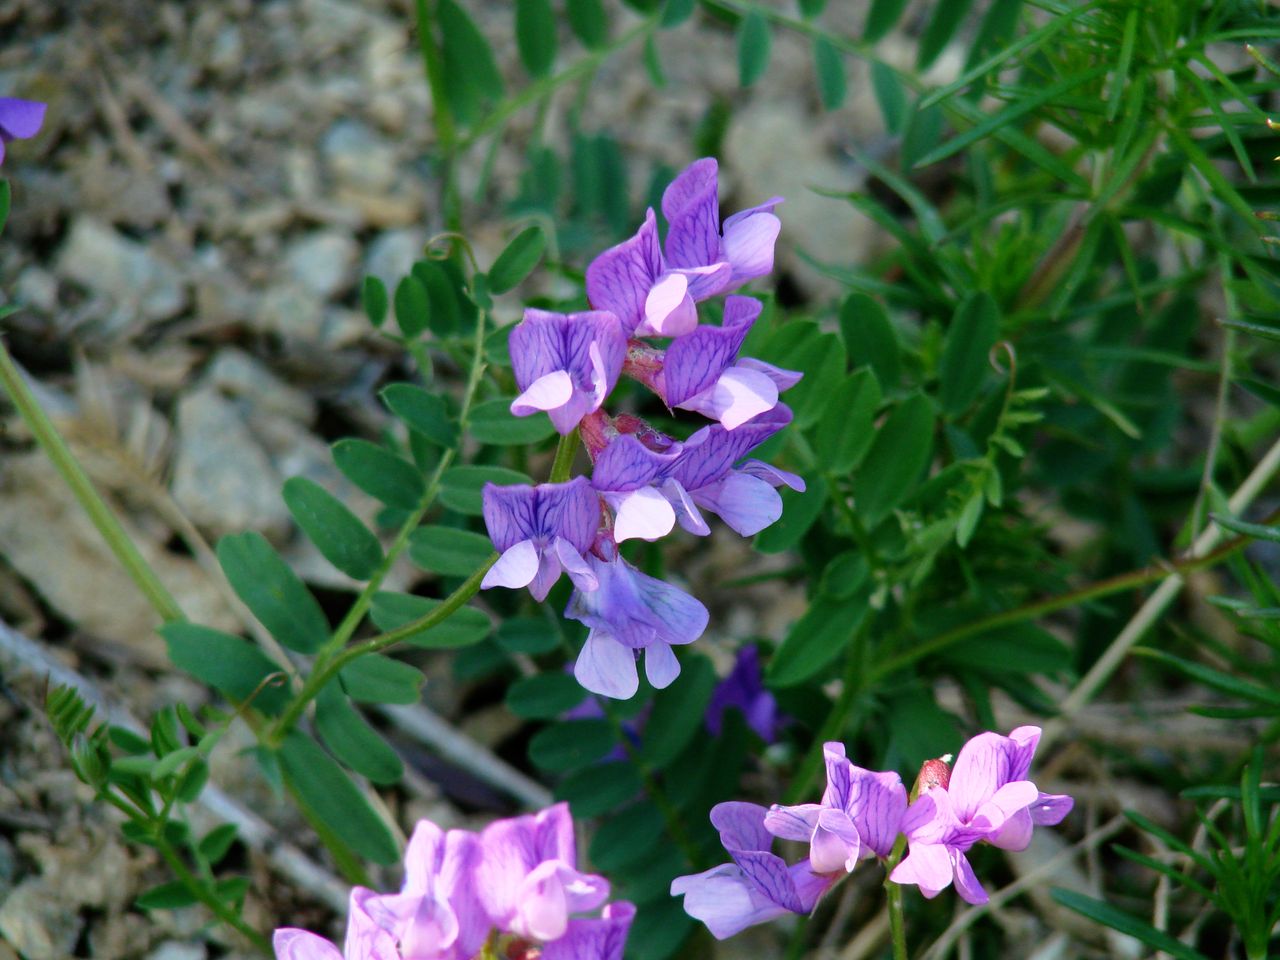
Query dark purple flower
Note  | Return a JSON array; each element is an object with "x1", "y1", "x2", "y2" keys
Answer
[
  {"x1": 584, "y1": 159, "x2": 783, "y2": 339},
  {"x1": 509, "y1": 309, "x2": 627, "y2": 435},
  {"x1": 706, "y1": 645, "x2": 780, "y2": 742},
  {"x1": 765, "y1": 743, "x2": 907, "y2": 874},
  {"x1": 567, "y1": 552, "x2": 708, "y2": 699},
  {"x1": 889, "y1": 726, "x2": 1073, "y2": 905},
  {"x1": 670, "y1": 802, "x2": 833, "y2": 940},
  {"x1": 0, "y1": 98, "x2": 45, "y2": 166},
  {"x1": 481, "y1": 478, "x2": 601, "y2": 602}
]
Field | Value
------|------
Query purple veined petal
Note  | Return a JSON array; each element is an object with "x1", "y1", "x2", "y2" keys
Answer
[
  {"x1": 732, "y1": 848, "x2": 810, "y2": 913},
  {"x1": 764, "y1": 803, "x2": 823, "y2": 842},
  {"x1": 888, "y1": 843, "x2": 953, "y2": 899},
  {"x1": 679, "y1": 365, "x2": 779, "y2": 430},
  {"x1": 670, "y1": 405, "x2": 794, "y2": 492},
  {"x1": 585, "y1": 210, "x2": 663, "y2": 335},
  {"x1": 1005, "y1": 725, "x2": 1043, "y2": 783},
  {"x1": 512, "y1": 369, "x2": 575, "y2": 420},
  {"x1": 533, "y1": 802, "x2": 579, "y2": 864},
  {"x1": 850, "y1": 770, "x2": 909, "y2": 860},
  {"x1": 607, "y1": 487, "x2": 677, "y2": 543},
  {"x1": 587, "y1": 341, "x2": 611, "y2": 410},
  {"x1": 398, "y1": 891, "x2": 462, "y2": 958},
  {"x1": 635, "y1": 572, "x2": 708, "y2": 646},
  {"x1": 637, "y1": 274, "x2": 699, "y2": 338},
  {"x1": 474, "y1": 819, "x2": 537, "y2": 931},
  {"x1": 690, "y1": 472, "x2": 783, "y2": 537},
  {"x1": 273, "y1": 929, "x2": 345, "y2": 960},
  {"x1": 659, "y1": 478, "x2": 711, "y2": 536},
  {"x1": 678, "y1": 262, "x2": 735, "y2": 302},
  {"x1": 900, "y1": 789, "x2": 952, "y2": 845},
  {"x1": 536, "y1": 476, "x2": 602, "y2": 556},
  {"x1": 819, "y1": 742, "x2": 851, "y2": 809},
  {"x1": 348, "y1": 888, "x2": 428, "y2": 960},
  {"x1": 644, "y1": 640, "x2": 681, "y2": 689},
  {"x1": 529, "y1": 544, "x2": 566, "y2": 603},
  {"x1": 739, "y1": 459, "x2": 806, "y2": 492},
  {"x1": 592, "y1": 433, "x2": 681, "y2": 493},
  {"x1": 1030, "y1": 791, "x2": 1074, "y2": 826},
  {"x1": 710, "y1": 801, "x2": 774, "y2": 855},
  {"x1": 401, "y1": 818, "x2": 445, "y2": 893},
  {"x1": 514, "y1": 859, "x2": 606, "y2": 942},
  {"x1": 574, "y1": 629, "x2": 640, "y2": 699},
  {"x1": 439, "y1": 831, "x2": 487, "y2": 958},
  {"x1": 482, "y1": 539, "x2": 540, "y2": 592},
  {"x1": 659, "y1": 299, "x2": 759, "y2": 407},
  {"x1": 989, "y1": 806, "x2": 1034, "y2": 852},
  {"x1": 540, "y1": 901, "x2": 636, "y2": 960},
  {"x1": 662, "y1": 158, "x2": 722, "y2": 268},
  {"x1": 950, "y1": 849, "x2": 990, "y2": 905},
  {"x1": 736, "y1": 357, "x2": 804, "y2": 392},
  {"x1": 722, "y1": 205, "x2": 783, "y2": 287},
  {"x1": 670, "y1": 864, "x2": 790, "y2": 940},
  {"x1": 949, "y1": 732, "x2": 1013, "y2": 823},
  {"x1": 482, "y1": 484, "x2": 539, "y2": 552},
  {"x1": 554, "y1": 538, "x2": 598, "y2": 593},
  {"x1": 810, "y1": 808, "x2": 862, "y2": 874},
  {"x1": 976, "y1": 780, "x2": 1040, "y2": 826},
  {"x1": 0, "y1": 98, "x2": 46, "y2": 140}
]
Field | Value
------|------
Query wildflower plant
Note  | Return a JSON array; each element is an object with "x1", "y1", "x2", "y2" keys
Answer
[{"x1": 1, "y1": 1, "x2": 1280, "y2": 959}]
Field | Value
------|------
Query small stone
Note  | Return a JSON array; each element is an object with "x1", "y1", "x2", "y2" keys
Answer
[
  {"x1": 148, "y1": 942, "x2": 208, "y2": 960},
  {"x1": 170, "y1": 387, "x2": 289, "y2": 537},
  {"x1": 14, "y1": 265, "x2": 57, "y2": 313},
  {"x1": 322, "y1": 120, "x2": 398, "y2": 194},
  {"x1": 0, "y1": 880, "x2": 82, "y2": 960},
  {"x1": 205, "y1": 348, "x2": 316, "y2": 423},
  {"x1": 257, "y1": 285, "x2": 325, "y2": 341},
  {"x1": 283, "y1": 230, "x2": 358, "y2": 300},
  {"x1": 364, "y1": 228, "x2": 424, "y2": 290},
  {"x1": 55, "y1": 217, "x2": 187, "y2": 330}
]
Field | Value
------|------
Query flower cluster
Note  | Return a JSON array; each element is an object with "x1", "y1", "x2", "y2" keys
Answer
[
  {"x1": 480, "y1": 159, "x2": 803, "y2": 699},
  {"x1": 274, "y1": 803, "x2": 633, "y2": 960},
  {"x1": 671, "y1": 726, "x2": 1072, "y2": 938}
]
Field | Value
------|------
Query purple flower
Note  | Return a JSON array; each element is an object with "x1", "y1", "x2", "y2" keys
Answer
[
  {"x1": 670, "y1": 801, "x2": 833, "y2": 940},
  {"x1": 474, "y1": 803, "x2": 612, "y2": 944},
  {"x1": 765, "y1": 743, "x2": 907, "y2": 875},
  {"x1": 567, "y1": 552, "x2": 708, "y2": 699},
  {"x1": 590, "y1": 432, "x2": 683, "y2": 543},
  {"x1": 509, "y1": 309, "x2": 627, "y2": 435},
  {"x1": 889, "y1": 726, "x2": 1073, "y2": 905},
  {"x1": 664, "y1": 406, "x2": 805, "y2": 537},
  {"x1": 0, "y1": 98, "x2": 46, "y2": 165},
  {"x1": 584, "y1": 159, "x2": 782, "y2": 339},
  {"x1": 706, "y1": 645, "x2": 780, "y2": 742},
  {"x1": 481, "y1": 478, "x2": 601, "y2": 602}
]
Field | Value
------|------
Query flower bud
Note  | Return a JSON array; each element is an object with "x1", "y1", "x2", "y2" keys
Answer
[{"x1": 914, "y1": 756, "x2": 952, "y2": 795}]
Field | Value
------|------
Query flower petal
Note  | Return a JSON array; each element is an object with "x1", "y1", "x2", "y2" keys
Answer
[
  {"x1": 763, "y1": 803, "x2": 822, "y2": 842},
  {"x1": 512, "y1": 369, "x2": 575, "y2": 420},
  {"x1": 541, "y1": 901, "x2": 636, "y2": 960},
  {"x1": 889, "y1": 843, "x2": 953, "y2": 898},
  {"x1": 690, "y1": 472, "x2": 783, "y2": 537},
  {"x1": 737, "y1": 356, "x2": 803, "y2": 391},
  {"x1": 574, "y1": 629, "x2": 639, "y2": 699},
  {"x1": 949, "y1": 732, "x2": 1013, "y2": 822},
  {"x1": 609, "y1": 487, "x2": 677, "y2": 543},
  {"x1": 662, "y1": 158, "x2": 722, "y2": 269},
  {"x1": 670, "y1": 864, "x2": 789, "y2": 940},
  {"x1": 585, "y1": 210, "x2": 663, "y2": 335},
  {"x1": 592, "y1": 434, "x2": 680, "y2": 492},
  {"x1": 554, "y1": 537, "x2": 599, "y2": 593},
  {"x1": 644, "y1": 640, "x2": 681, "y2": 689},
  {"x1": 0, "y1": 98, "x2": 46, "y2": 140},
  {"x1": 660, "y1": 478, "x2": 711, "y2": 536},
  {"x1": 722, "y1": 205, "x2": 782, "y2": 286},
  {"x1": 679, "y1": 365, "x2": 779, "y2": 430},
  {"x1": 951, "y1": 849, "x2": 989, "y2": 905},
  {"x1": 1030, "y1": 792, "x2": 1074, "y2": 826},
  {"x1": 481, "y1": 539, "x2": 540, "y2": 591},
  {"x1": 810, "y1": 808, "x2": 861, "y2": 874},
  {"x1": 482, "y1": 484, "x2": 539, "y2": 552},
  {"x1": 536, "y1": 476, "x2": 602, "y2": 555},
  {"x1": 272, "y1": 929, "x2": 345, "y2": 960}
]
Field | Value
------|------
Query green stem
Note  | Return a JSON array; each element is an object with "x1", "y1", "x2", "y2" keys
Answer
[
  {"x1": 885, "y1": 836, "x2": 909, "y2": 960},
  {"x1": 414, "y1": 0, "x2": 460, "y2": 232},
  {"x1": 156, "y1": 836, "x2": 270, "y2": 953},
  {"x1": 0, "y1": 339, "x2": 185, "y2": 623},
  {"x1": 549, "y1": 428, "x2": 581, "y2": 483}
]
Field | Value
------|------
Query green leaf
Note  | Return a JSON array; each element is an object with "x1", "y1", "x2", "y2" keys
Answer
[
  {"x1": 1135, "y1": 648, "x2": 1280, "y2": 708},
  {"x1": 775, "y1": 331, "x2": 847, "y2": 430},
  {"x1": 283, "y1": 477, "x2": 383, "y2": 581},
  {"x1": 506, "y1": 672, "x2": 587, "y2": 719},
  {"x1": 468, "y1": 397, "x2": 556, "y2": 445},
  {"x1": 197, "y1": 824, "x2": 239, "y2": 866},
  {"x1": 754, "y1": 474, "x2": 827, "y2": 554},
  {"x1": 624, "y1": 895, "x2": 695, "y2": 960},
  {"x1": 438, "y1": 0, "x2": 504, "y2": 126},
  {"x1": 495, "y1": 616, "x2": 561, "y2": 654},
  {"x1": 639, "y1": 654, "x2": 716, "y2": 768},
  {"x1": 864, "y1": 0, "x2": 908, "y2": 42},
  {"x1": 515, "y1": 0, "x2": 556, "y2": 78},
  {"x1": 768, "y1": 593, "x2": 869, "y2": 687},
  {"x1": 737, "y1": 9, "x2": 771, "y2": 88},
  {"x1": 840, "y1": 292, "x2": 900, "y2": 388},
  {"x1": 917, "y1": 0, "x2": 975, "y2": 70},
  {"x1": 439, "y1": 465, "x2": 532, "y2": 515},
  {"x1": 1212, "y1": 513, "x2": 1280, "y2": 544},
  {"x1": 660, "y1": 0, "x2": 695, "y2": 27},
  {"x1": 0, "y1": 181, "x2": 9, "y2": 238},
  {"x1": 369, "y1": 592, "x2": 492, "y2": 648},
  {"x1": 566, "y1": 0, "x2": 608, "y2": 48},
  {"x1": 852, "y1": 393, "x2": 935, "y2": 527},
  {"x1": 136, "y1": 881, "x2": 199, "y2": 910},
  {"x1": 393, "y1": 274, "x2": 430, "y2": 338},
  {"x1": 277, "y1": 731, "x2": 400, "y2": 865},
  {"x1": 798, "y1": 0, "x2": 826, "y2": 16},
  {"x1": 941, "y1": 624, "x2": 1071, "y2": 674},
  {"x1": 381, "y1": 383, "x2": 458, "y2": 448},
  {"x1": 161, "y1": 623, "x2": 289, "y2": 715},
  {"x1": 939, "y1": 293, "x2": 1000, "y2": 416},
  {"x1": 816, "y1": 369, "x2": 881, "y2": 475},
  {"x1": 643, "y1": 33, "x2": 666, "y2": 88},
  {"x1": 528, "y1": 719, "x2": 614, "y2": 772},
  {"x1": 488, "y1": 225, "x2": 547, "y2": 294},
  {"x1": 1050, "y1": 890, "x2": 1210, "y2": 960},
  {"x1": 361, "y1": 276, "x2": 388, "y2": 328},
  {"x1": 408, "y1": 525, "x2": 495, "y2": 576},
  {"x1": 315, "y1": 682, "x2": 404, "y2": 785},
  {"x1": 556, "y1": 761, "x2": 643, "y2": 818},
  {"x1": 813, "y1": 35, "x2": 846, "y2": 110},
  {"x1": 870, "y1": 61, "x2": 908, "y2": 133},
  {"x1": 216, "y1": 532, "x2": 330, "y2": 653},
  {"x1": 332, "y1": 439, "x2": 425, "y2": 510},
  {"x1": 412, "y1": 259, "x2": 474, "y2": 337},
  {"x1": 340, "y1": 654, "x2": 424, "y2": 705},
  {"x1": 590, "y1": 801, "x2": 667, "y2": 871}
]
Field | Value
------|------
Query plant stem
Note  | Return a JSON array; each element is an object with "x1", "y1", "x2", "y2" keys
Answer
[
  {"x1": 0, "y1": 339, "x2": 185, "y2": 624},
  {"x1": 549, "y1": 428, "x2": 581, "y2": 483},
  {"x1": 884, "y1": 836, "x2": 909, "y2": 960},
  {"x1": 156, "y1": 835, "x2": 270, "y2": 953}
]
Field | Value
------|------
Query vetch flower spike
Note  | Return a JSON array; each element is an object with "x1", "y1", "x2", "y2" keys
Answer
[
  {"x1": 890, "y1": 725, "x2": 1073, "y2": 905},
  {"x1": 0, "y1": 97, "x2": 46, "y2": 166},
  {"x1": 509, "y1": 309, "x2": 627, "y2": 435},
  {"x1": 567, "y1": 551, "x2": 708, "y2": 698},
  {"x1": 481, "y1": 478, "x2": 601, "y2": 602}
]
